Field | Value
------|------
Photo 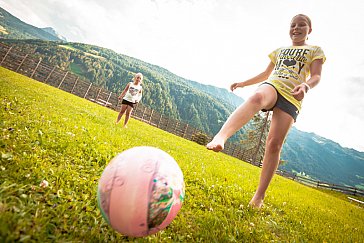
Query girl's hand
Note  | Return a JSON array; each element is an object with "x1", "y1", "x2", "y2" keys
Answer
[
  {"x1": 291, "y1": 84, "x2": 307, "y2": 101},
  {"x1": 230, "y1": 82, "x2": 241, "y2": 92}
]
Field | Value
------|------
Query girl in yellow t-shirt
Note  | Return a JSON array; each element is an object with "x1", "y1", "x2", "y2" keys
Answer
[{"x1": 207, "y1": 14, "x2": 326, "y2": 208}]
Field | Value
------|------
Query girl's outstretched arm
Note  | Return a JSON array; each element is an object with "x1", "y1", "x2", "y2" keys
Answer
[
  {"x1": 230, "y1": 62, "x2": 275, "y2": 91},
  {"x1": 118, "y1": 83, "x2": 130, "y2": 99}
]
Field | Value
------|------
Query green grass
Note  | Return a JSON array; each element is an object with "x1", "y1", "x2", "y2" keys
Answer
[
  {"x1": 59, "y1": 44, "x2": 105, "y2": 59},
  {"x1": 1, "y1": 66, "x2": 363, "y2": 242},
  {"x1": 69, "y1": 62, "x2": 84, "y2": 76}
]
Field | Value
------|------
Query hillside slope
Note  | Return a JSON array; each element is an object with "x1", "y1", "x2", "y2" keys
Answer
[
  {"x1": 281, "y1": 127, "x2": 364, "y2": 188},
  {"x1": 1, "y1": 67, "x2": 363, "y2": 242},
  {"x1": 0, "y1": 39, "x2": 245, "y2": 137},
  {"x1": 0, "y1": 7, "x2": 63, "y2": 41}
]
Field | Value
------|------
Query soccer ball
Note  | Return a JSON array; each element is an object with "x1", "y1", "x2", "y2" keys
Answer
[{"x1": 97, "y1": 146, "x2": 185, "y2": 237}]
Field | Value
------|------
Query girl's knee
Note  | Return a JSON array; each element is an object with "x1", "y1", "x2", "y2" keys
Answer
[
  {"x1": 126, "y1": 109, "x2": 133, "y2": 116},
  {"x1": 248, "y1": 92, "x2": 265, "y2": 106},
  {"x1": 265, "y1": 137, "x2": 283, "y2": 153}
]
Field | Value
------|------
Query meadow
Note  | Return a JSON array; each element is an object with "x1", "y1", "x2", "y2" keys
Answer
[{"x1": 1, "y1": 66, "x2": 363, "y2": 242}]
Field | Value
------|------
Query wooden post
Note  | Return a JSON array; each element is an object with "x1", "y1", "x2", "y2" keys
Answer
[
  {"x1": 0, "y1": 46, "x2": 13, "y2": 65},
  {"x1": 57, "y1": 71, "x2": 68, "y2": 88},
  {"x1": 165, "y1": 117, "x2": 170, "y2": 130},
  {"x1": 45, "y1": 66, "x2": 56, "y2": 83},
  {"x1": 173, "y1": 121, "x2": 179, "y2": 134},
  {"x1": 84, "y1": 83, "x2": 93, "y2": 98},
  {"x1": 141, "y1": 107, "x2": 147, "y2": 120},
  {"x1": 106, "y1": 92, "x2": 112, "y2": 105},
  {"x1": 157, "y1": 113, "x2": 163, "y2": 128},
  {"x1": 16, "y1": 54, "x2": 28, "y2": 72},
  {"x1": 96, "y1": 88, "x2": 102, "y2": 100},
  {"x1": 148, "y1": 110, "x2": 154, "y2": 124},
  {"x1": 71, "y1": 77, "x2": 79, "y2": 94},
  {"x1": 30, "y1": 58, "x2": 42, "y2": 79},
  {"x1": 182, "y1": 124, "x2": 189, "y2": 138}
]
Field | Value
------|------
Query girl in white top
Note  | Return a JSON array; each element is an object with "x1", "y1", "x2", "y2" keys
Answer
[{"x1": 115, "y1": 73, "x2": 143, "y2": 127}]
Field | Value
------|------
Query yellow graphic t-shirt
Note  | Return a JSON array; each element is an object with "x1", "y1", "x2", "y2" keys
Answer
[{"x1": 267, "y1": 45, "x2": 326, "y2": 111}]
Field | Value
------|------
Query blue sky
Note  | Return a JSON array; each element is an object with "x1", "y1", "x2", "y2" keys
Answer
[{"x1": 1, "y1": 0, "x2": 363, "y2": 151}]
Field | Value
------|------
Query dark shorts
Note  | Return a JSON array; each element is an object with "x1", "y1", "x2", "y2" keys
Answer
[
  {"x1": 121, "y1": 99, "x2": 136, "y2": 108},
  {"x1": 261, "y1": 83, "x2": 299, "y2": 122}
]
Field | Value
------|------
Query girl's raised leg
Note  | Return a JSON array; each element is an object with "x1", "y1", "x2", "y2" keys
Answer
[{"x1": 206, "y1": 84, "x2": 278, "y2": 152}]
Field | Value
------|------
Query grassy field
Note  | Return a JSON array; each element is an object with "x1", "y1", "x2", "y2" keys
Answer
[{"x1": 1, "y1": 66, "x2": 363, "y2": 242}]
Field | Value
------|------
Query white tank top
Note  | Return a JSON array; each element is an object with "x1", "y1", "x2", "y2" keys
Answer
[{"x1": 123, "y1": 82, "x2": 142, "y2": 103}]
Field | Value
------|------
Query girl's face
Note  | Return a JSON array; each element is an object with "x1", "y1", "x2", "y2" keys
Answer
[
  {"x1": 134, "y1": 75, "x2": 142, "y2": 84},
  {"x1": 290, "y1": 16, "x2": 312, "y2": 46}
]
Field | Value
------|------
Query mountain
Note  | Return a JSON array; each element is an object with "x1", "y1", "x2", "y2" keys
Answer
[
  {"x1": 281, "y1": 127, "x2": 364, "y2": 189},
  {"x1": 41, "y1": 27, "x2": 67, "y2": 41},
  {"x1": 188, "y1": 80, "x2": 243, "y2": 109},
  {"x1": 0, "y1": 7, "x2": 64, "y2": 41},
  {"x1": 0, "y1": 8, "x2": 363, "y2": 189}
]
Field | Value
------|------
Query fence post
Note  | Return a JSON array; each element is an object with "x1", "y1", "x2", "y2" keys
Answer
[
  {"x1": 148, "y1": 110, "x2": 154, "y2": 124},
  {"x1": 30, "y1": 58, "x2": 42, "y2": 79},
  {"x1": 182, "y1": 124, "x2": 189, "y2": 138},
  {"x1": 0, "y1": 46, "x2": 12, "y2": 65},
  {"x1": 173, "y1": 121, "x2": 179, "y2": 134},
  {"x1": 57, "y1": 71, "x2": 69, "y2": 88},
  {"x1": 141, "y1": 106, "x2": 147, "y2": 120},
  {"x1": 84, "y1": 83, "x2": 93, "y2": 98},
  {"x1": 165, "y1": 117, "x2": 170, "y2": 130},
  {"x1": 96, "y1": 88, "x2": 102, "y2": 100},
  {"x1": 106, "y1": 92, "x2": 112, "y2": 105},
  {"x1": 45, "y1": 66, "x2": 56, "y2": 83},
  {"x1": 16, "y1": 54, "x2": 28, "y2": 72},
  {"x1": 157, "y1": 113, "x2": 163, "y2": 128},
  {"x1": 71, "y1": 77, "x2": 79, "y2": 94}
]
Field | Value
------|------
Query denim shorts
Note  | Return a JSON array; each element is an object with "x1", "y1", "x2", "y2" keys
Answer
[{"x1": 261, "y1": 83, "x2": 299, "y2": 122}]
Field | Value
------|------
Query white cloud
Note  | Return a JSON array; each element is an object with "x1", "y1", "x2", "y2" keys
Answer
[{"x1": 1, "y1": 0, "x2": 363, "y2": 151}]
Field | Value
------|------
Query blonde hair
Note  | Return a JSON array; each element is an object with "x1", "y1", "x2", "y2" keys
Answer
[{"x1": 133, "y1": 73, "x2": 143, "y2": 82}]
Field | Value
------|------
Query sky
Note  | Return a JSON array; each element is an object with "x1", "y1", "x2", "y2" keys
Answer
[{"x1": 1, "y1": 0, "x2": 364, "y2": 151}]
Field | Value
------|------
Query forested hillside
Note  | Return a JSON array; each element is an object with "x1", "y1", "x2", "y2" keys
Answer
[
  {"x1": 0, "y1": 39, "x2": 245, "y2": 136},
  {"x1": 281, "y1": 127, "x2": 364, "y2": 189},
  {"x1": 0, "y1": 7, "x2": 62, "y2": 41}
]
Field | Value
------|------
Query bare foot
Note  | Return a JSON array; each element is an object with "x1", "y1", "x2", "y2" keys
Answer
[
  {"x1": 248, "y1": 199, "x2": 264, "y2": 209},
  {"x1": 249, "y1": 194, "x2": 265, "y2": 209},
  {"x1": 123, "y1": 125, "x2": 128, "y2": 128},
  {"x1": 206, "y1": 137, "x2": 225, "y2": 152}
]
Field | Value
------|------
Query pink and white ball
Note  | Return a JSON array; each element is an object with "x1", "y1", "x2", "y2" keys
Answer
[{"x1": 97, "y1": 146, "x2": 185, "y2": 237}]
